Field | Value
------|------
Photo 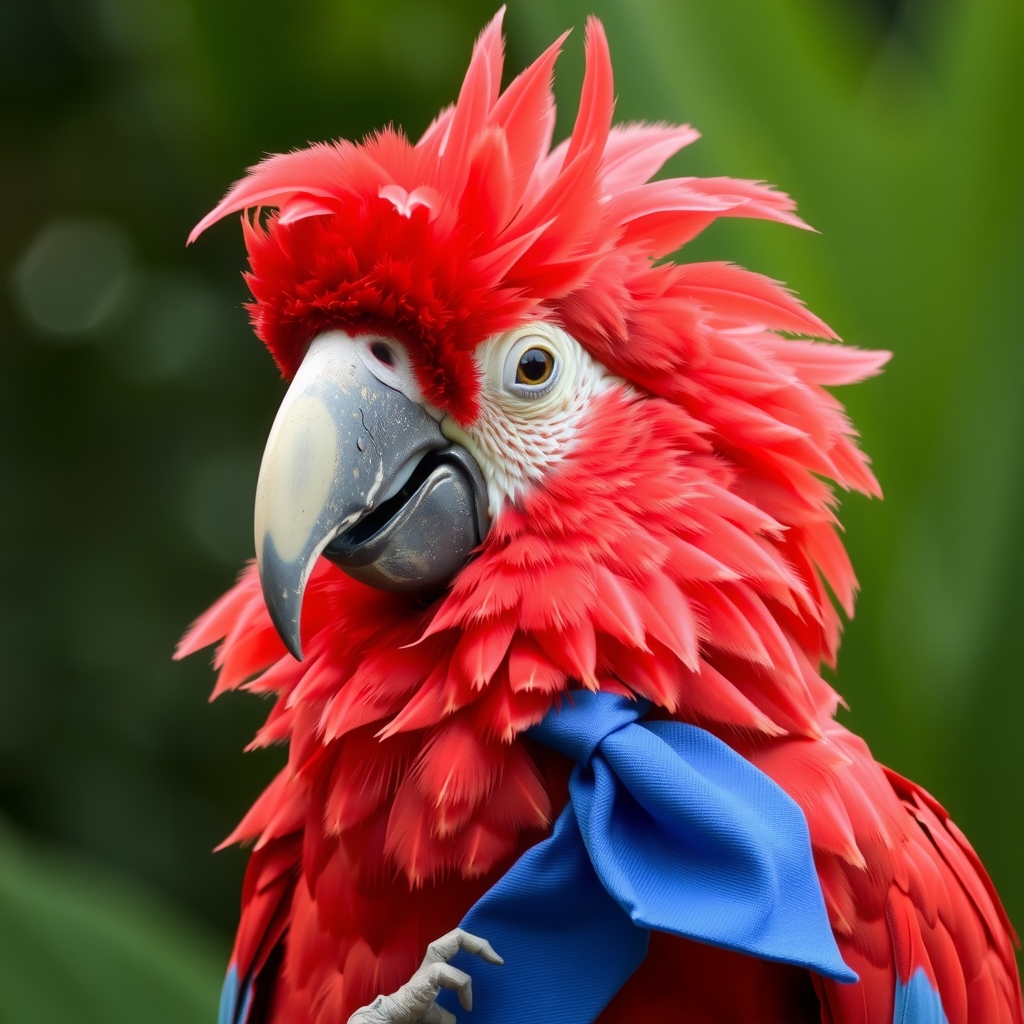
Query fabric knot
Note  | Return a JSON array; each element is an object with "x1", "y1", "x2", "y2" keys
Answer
[{"x1": 529, "y1": 690, "x2": 649, "y2": 764}]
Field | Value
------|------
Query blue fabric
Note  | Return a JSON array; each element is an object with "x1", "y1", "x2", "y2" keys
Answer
[
  {"x1": 441, "y1": 800, "x2": 651, "y2": 1024},
  {"x1": 894, "y1": 968, "x2": 949, "y2": 1024},
  {"x1": 440, "y1": 691, "x2": 854, "y2": 1024}
]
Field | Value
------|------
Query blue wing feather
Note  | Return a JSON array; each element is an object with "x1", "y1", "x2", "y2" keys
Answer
[
  {"x1": 894, "y1": 968, "x2": 949, "y2": 1024},
  {"x1": 219, "y1": 964, "x2": 254, "y2": 1024}
]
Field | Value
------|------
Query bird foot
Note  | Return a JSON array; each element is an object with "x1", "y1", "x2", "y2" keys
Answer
[{"x1": 347, "y1": 928, "x2": 503, "y2": 1024}]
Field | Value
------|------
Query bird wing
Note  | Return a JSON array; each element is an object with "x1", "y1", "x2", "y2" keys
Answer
[{"x1": 749, "y1": 722, "x2": 1022, "y2": 1024}]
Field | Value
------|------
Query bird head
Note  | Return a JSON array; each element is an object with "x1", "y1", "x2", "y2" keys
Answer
[{"x1": 187, "y1": 10, "x2": 888, "y2": 749}]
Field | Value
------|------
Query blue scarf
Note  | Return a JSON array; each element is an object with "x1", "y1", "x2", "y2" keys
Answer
[{"x1": 439, "y1": 691, "x2": 856, "y2": 1024}]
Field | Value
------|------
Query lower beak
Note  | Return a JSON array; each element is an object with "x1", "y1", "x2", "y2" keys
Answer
[{"x1": 254, "y1": 331, "x2": 489, "y2": 660}]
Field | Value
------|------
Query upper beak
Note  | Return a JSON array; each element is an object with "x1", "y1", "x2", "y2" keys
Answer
[{"x1": 254, "y1": 331, "x2": 489, "y2": 659}]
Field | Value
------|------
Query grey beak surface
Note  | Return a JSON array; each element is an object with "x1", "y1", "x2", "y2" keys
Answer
[{"x1": 254, "y1": 332, "x2": 489, "y2": 660}]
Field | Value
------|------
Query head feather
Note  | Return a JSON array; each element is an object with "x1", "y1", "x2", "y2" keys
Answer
[{"x1": 189, "y1": 12, "x2": 825, "y2": 424}]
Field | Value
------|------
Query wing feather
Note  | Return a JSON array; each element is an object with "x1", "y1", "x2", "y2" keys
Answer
[{"x1": 749, "y1": 724, "x2": 1022, "y2": 1024}]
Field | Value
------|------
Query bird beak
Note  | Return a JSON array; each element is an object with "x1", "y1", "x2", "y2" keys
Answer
[{"x1": 254, "y1": 331, "x2": 490, "y2": 660}]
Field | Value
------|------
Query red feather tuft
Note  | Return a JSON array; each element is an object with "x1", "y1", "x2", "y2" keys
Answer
[{"x1": 190, "y1": 9, "x2": 857, "y2": 425}]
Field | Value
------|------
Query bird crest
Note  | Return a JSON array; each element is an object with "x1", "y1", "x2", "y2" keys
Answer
[{"x1": 189, "y1": 8, "x2": 849, "y2": 424}]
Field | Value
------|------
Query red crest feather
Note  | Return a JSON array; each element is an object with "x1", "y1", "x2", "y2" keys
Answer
[{"x1": 190, "y1": 10, "x2": 843, "y2": 425}]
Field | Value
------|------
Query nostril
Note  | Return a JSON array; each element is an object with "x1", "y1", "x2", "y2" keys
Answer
[{"x1": 371, "y1": 342, "x2": 395, "y2": 367}]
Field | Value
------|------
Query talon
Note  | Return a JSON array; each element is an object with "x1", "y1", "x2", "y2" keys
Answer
[
  {"x1": 345, "y1": 930, "x2": 501, "y2": 1024},
  {"x1": 424, "y1": 927, "x2": 503, "y2": 967}
]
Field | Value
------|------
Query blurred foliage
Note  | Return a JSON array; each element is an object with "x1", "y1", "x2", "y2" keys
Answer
[
  {"x1": 0, "y1": 816, "x2": 223, "y2": 1023},
  {"x1": 0, "y1": 0, "x2": 1021, "y2": 1017}
]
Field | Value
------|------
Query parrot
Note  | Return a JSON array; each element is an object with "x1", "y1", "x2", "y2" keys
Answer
[{"x1": 177, "y1": 10, "x2": 1023, "y2": 1024}]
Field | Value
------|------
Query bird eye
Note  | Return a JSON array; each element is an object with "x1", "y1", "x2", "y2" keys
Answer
[
  {"x1": 516, "y1": 348, "x2": 555, "y2": 386},
  {"x1": 502, "y1": 335, "x2": 560, "y2": 399},
  {"x1": 370, "y1": 341, "x2": 396, "y2": 367}
]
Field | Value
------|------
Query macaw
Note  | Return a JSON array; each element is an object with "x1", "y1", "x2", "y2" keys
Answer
[{"x1": 178, "y1": 10, "x2": 1023, "y2": 1024}]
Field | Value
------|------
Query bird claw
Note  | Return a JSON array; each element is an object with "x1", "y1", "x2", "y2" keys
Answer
[{"x1": 346, "y1": 928, "x2": 503, "y2": 1024}]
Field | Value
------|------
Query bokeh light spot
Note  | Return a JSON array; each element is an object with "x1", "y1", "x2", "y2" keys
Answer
[{"x1": 11, "y1": 217, "x2": 133, "y2": 341}]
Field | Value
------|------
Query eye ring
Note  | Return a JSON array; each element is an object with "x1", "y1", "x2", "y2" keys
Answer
[{"x1": 502, "y1": 335, "x2": 560, "y2": 399}]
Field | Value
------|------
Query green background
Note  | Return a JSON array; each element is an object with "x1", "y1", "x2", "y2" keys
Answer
[{"x1": 1, "y1": 0, "x2": 1021, "y2": 1019}]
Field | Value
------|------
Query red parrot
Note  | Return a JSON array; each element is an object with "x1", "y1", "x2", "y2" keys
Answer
[{"x1": 178, "y1": 10, "x2": 1023, "y2": 1024}]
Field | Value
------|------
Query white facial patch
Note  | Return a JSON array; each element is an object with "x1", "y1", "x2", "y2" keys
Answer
[{"x1": 441, "y1": 323, "x2": 616, "y2": 515}]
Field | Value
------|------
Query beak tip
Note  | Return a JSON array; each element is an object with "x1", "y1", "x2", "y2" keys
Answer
[
  {"x1": 282, "y1": 622, "x2": 305, "y2": 663},
  {"x1": 267, "y1": 602, "x2": 305, "y2": 663},
  {"x1": 258, "y1": 552, "x2": 307, "y2": 663}
]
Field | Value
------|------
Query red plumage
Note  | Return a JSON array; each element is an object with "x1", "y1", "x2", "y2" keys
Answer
[{"x1": 180, "y1": 11, "x2": 1021, "y2": 1023}]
